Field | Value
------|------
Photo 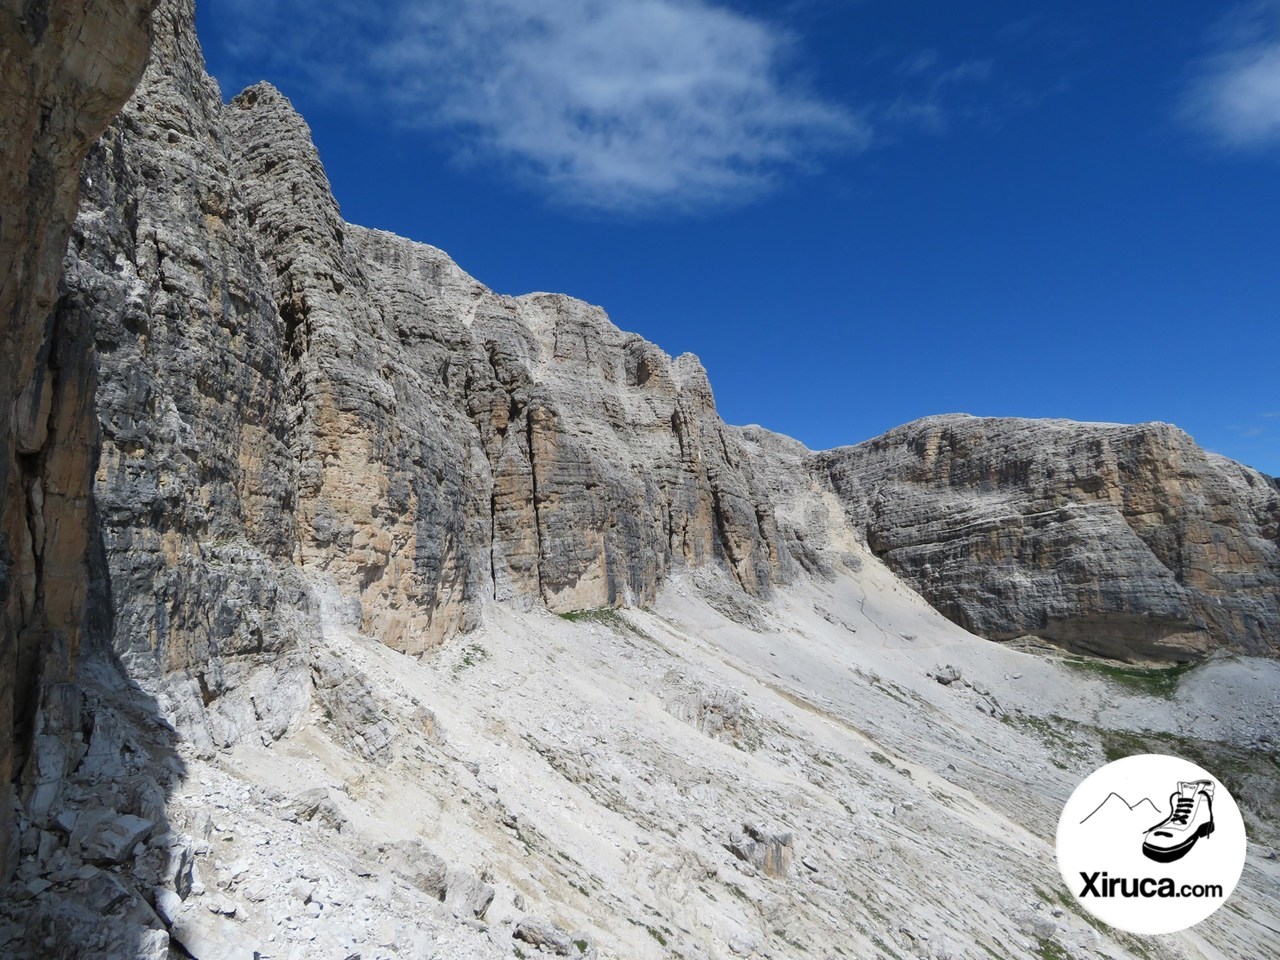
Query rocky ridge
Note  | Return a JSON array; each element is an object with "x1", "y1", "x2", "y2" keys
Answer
[
  {"x1": 69, "y1": 1, "x2": 797, "y2": 764},
  {"x1": 814, "y1": 415, "x2": 1280, "y2": 661},
  {"x1": 42, "y1": 1, "x2": 1280, "y2": 783}
]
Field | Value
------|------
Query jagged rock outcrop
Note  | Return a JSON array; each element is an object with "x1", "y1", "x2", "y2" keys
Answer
[
  {"x1": 813, "y1": 415, "x2": 1280, "y2": 660},
  {"x1": 1, "y1": 0, "x2": 157, "y2": 881},
  {"x1": 222, "y1": 81, "x2": 790, "y2": 645},
  {"x1": 59, "y1": 0, "x2": 795, "y2": 752},
  {"x1": 7, "y1": 6, "x2": 1279, "y2": 860}
]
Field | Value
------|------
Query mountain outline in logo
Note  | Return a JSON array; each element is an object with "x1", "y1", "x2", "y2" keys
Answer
[{"x1": 1079, "y1": 792, "x2": 1161, "y2": 826}]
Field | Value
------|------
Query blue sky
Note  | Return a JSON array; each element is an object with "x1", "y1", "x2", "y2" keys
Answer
[{"x1": 196, "y1": 0, "x2": 1280, "y2": 474}]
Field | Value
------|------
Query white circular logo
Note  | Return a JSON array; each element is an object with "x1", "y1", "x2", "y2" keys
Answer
[{"x1": 1056, "y1": 754, "x2": 1246, "y2": 935}]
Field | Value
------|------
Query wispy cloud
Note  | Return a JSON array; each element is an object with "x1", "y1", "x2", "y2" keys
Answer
[
  {"x1": 1227, "y1": 413, "x2": 1280, "y2": 450},
  {"x1": 217, "y1": 0, "x2": 864, "y2": 215},
  {"x1": 882, "y1": 51, "x2": 995, "y2": 135},
  {"x1": 1182, "y1": 1, "x2": 1280, "y2": 150}
]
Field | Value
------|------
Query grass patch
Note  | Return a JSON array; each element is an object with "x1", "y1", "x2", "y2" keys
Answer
[
  {"x1": 559, "y1": 607, "x2": 628, "y2": 627},
  {"x1": 846, "y1": 887, "x2": 891, "y2": 926},
  {"x1": 1036, "y1": 939, "x2": 1069, "y2": 960},
  {"x1": 1035, "y1": 884, "x2": 1107, "y2": 936},
  {"x1": 559, "y1": 607, "x2": 652, "y2": 639},
  {"x1": 1062, "y1": 656, "x2": 1198, "y2": 699},
  {"x1": 453, "y1": 642, "x2": 490, "y2": 675},
  {"x1": 625, "y1": 916, "x2": 672, "y2": 947},
  {"x1": 869, "y1": 935, "x2": 904, "y2": 959}
]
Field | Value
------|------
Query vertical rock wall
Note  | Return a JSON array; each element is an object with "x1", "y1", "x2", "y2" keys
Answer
[
  {"x1": 1, "y1": 0, "x2": 156, "y2": 879},
  {"x1": 55, "y1": 1, "x2": 794, "y2": 751},
  {"x1": 8, "y1": 7, "x2": 1280, "y2": 893},
  {"x1": 73, "y1": 1, "x2": 314, "y2": 749}
]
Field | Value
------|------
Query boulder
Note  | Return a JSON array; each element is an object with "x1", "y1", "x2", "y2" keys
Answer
[
  {"x1": 384, "y1": 839, "x2": 448, "y2": 900},
  {"x1": 73, "y1": 811, "x2": 154, "y2": 865},
  {"x1": 444, "y1": 868, "x2": 495, "y2": 919},
  {"x1": 513, "y1": 916, "x2": 575, "y2": 955},
  {"x1": 169, "y1": 901, "x2": 258, "y2": 960},
  {"x1": 727, "y1": 823, "x2": 794, "y2": 879}
]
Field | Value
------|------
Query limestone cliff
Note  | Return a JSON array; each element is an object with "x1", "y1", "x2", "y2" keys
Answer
[
  {"x1": 813, "y1": 415, "x2": 1280, "y2": 661},
  {"x1": 8, "y1": 3, "x2": 1278, "y2": 832},
  {"x1": 63, "y1": 0, "x2": 795, "y2": 753},
  {"x1": 3, "y1": 1, "x2": 1280, "y2": 956},
  {"x1": 1, "y1": 0, "x2": 156, "y2": 880},
  {"x1": 70, "y1": 0, "x2": 314, "y2": 752}
]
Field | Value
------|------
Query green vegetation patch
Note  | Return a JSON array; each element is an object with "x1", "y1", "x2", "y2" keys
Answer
[
  {"x1": 1061, "y1": 656, "x2": 1199, "y2": 699},
  {"x1": 869, "y1": 935, "x2": 904, "y2": 960},
  {"x1": 1036, "y1": 939, "x2": 1070, "y2": 960},
  {"x1": 558, "y1": 607, "x2": 650, "y2": 639},
  {"x1": 452, "y1": 642, "x2": 490, "y2": 675},
  {"x1": 1001, "y1": 713, "x2": 1092, "y2": 771}
]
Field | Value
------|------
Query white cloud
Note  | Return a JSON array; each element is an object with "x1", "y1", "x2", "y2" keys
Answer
[
  {"x1": 1183, "y1": 2, "x2": 1280, "y2": 149},
  {"x1": 216, "y1": 0, "x2": 863, "y2": 214}
]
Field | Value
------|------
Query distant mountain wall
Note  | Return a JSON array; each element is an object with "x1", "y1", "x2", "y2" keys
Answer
[{"x1": 813, "y1": 415, "x2": 1280, "y2": 661}]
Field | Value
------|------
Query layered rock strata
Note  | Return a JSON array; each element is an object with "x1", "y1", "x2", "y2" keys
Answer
[
  {"x1": 814, "y1": 415, "x2": 1280, "y2": 660},
  {"x1": 4, "y1": 1, "x2": 1280, "y2": 956},
  {"x1": 6, "y1": 0, "x2": 1280, "y2": 899}
]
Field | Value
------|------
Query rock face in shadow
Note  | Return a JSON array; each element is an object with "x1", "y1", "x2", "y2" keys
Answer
[
  {"x1": 813, "y1": 415, "x2": 1280, "y2": 661},
  {"x1": 1, "y1": 0, "x2": 157, "y2": 881}
]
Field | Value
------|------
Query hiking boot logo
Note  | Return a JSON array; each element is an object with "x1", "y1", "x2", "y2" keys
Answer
[
  {"x1": 1056, "y1": 754, "x2": 1247, "y2": 936},
  {"x1": 1142, "y1": 780, "x2": 1214, "y2": 863}
]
